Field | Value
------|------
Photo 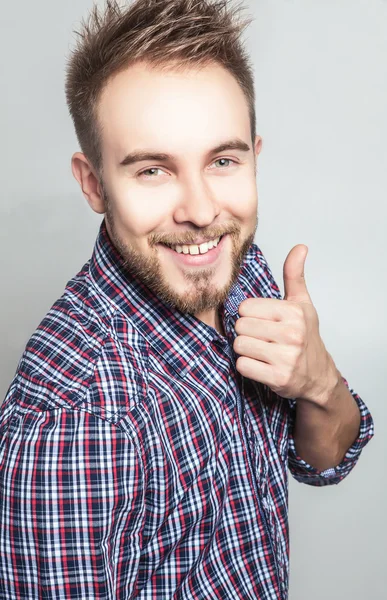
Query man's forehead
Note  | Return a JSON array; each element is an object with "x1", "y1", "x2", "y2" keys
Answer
[{"x1": 97, "y1": 62, "x2": 252, "y2": 160}]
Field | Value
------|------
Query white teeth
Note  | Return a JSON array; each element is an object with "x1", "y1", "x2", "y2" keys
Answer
[{"x1": 169, "y1": 235, "x2": 223, "y2": 254}]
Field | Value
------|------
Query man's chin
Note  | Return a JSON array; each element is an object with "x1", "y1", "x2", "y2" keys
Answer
[
  {"x1": 151, "y1": 269, "x2": 235, "y2": 315},
  {"x1": 157, "y1": 290, "x2": 229, "y2": 316}
]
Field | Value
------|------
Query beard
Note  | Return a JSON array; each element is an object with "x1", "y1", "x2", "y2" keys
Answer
[{"x1": 102, "y1": 184, "x2": 257, "y2": 316}]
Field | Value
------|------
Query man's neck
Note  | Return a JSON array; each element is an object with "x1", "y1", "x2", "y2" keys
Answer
[{"x1": 194, "y1": 307, "x2": 225, "y2": 337}]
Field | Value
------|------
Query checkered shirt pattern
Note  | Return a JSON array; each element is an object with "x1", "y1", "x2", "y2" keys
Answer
[{"x1": 0, "y1": 218, "x2": 374, "y2": 599}]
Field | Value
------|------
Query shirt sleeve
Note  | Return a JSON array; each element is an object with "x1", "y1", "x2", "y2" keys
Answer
[
  {"x1": 287, "y1": 376, "x2": 375, "y2": 486},
  {"x1": 0, "y1": 403, "x2": 145, "y2": 599}
]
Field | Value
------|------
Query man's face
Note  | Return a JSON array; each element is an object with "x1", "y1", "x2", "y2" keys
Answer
[{"x1": 95, "y1": 61, "x2": 260, "y2": 316}]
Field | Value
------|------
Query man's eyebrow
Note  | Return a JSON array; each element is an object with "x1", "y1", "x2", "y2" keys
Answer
[{"x1": 119, "y1": 138, "x2": 251, "y2": 167}]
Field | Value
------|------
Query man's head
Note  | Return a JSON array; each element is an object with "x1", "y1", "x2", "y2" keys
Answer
[{"x1": 66, "y1": 0, "x2": 262, "y2": 318}]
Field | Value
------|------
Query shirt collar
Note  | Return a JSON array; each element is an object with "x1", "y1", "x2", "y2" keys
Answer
[{"x1": 89, "y1": 218, "x2": 269, "y2": 377}]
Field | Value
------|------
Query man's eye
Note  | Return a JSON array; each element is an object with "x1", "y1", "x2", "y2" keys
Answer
[
  {"x1": 212, "y1": 158, "x2": 236, "y2": 168},
  {"x1": 138, "y1": 167, "x2": 164, "y2": 178}
]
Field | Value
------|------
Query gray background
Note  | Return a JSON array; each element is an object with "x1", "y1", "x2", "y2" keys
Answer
[{"x1": 1, "y1": 1, "x2": 385, "y2": 598}]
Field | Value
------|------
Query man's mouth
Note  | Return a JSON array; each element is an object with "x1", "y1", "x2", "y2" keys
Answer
[
  {"x1": 160, "y1": 234, "x2": 225, "y2": 256},
  {"x1": 157, "y1": 234, "x2": 228, "y2": 267}
]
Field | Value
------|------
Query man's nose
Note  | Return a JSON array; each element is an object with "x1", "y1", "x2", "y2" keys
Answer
[{"x1": 173, "y1": 174, "x2": 220, "y2": 228}]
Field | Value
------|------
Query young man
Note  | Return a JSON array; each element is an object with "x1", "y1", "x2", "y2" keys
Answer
[{"x1": 0, "y1": 1, "x2": 374, "y2": 598}]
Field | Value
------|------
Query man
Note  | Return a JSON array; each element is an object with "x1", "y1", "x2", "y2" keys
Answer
[{"x1": 0, "y1": 1, "x2": 374, "y2": 598}]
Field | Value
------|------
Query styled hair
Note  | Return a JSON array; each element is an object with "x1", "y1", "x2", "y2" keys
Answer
[{"x1": 64, "y1": 0, "x2": 256, "y2": 180}]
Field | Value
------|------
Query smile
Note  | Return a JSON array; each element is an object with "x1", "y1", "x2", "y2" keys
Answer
[
  {"x1": 158, "y1": 234, "x2": 227, "y2": 267},
  {"x1": 162, "y1": 235, "x2": 224, "y2": 255}
]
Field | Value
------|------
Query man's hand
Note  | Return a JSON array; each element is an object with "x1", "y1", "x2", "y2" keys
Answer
[{"x1": 233, "y1": 244, "x2": 340, "y2": 406}]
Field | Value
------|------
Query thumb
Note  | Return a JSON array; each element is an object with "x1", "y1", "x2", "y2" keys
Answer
[{"x1": 283, "y1": 244, "x2": 312, "y2": 303}]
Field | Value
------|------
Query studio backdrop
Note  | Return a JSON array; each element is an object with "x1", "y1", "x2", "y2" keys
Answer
[{"x1": 0, "y1": 1, "x2": 385, "y2": 599}]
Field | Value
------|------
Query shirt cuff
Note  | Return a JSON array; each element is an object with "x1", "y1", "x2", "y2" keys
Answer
[{"x1": 287, "y1": 376, "x2": 375, "y2": 486}]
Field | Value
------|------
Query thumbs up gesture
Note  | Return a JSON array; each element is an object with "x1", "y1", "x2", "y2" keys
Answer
[{"x1": 233, "y1": 245, "x2": 339, "y2": 406}]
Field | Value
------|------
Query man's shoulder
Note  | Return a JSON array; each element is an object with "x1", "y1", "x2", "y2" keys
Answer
[{"x1": 7, "y1": 265, "x2": 148, "y2": 419}]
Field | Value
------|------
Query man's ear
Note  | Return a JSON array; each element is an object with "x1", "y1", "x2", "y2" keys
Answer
[
  {"x1": 71, "y1": 152, "x2": 105, "y2": 214},
  {"x1": 254, "y1": 135, "x2": 262, "y2": 158},
  {"x1": 253, "y1": 135, "x2": 262, "y2": 174}
]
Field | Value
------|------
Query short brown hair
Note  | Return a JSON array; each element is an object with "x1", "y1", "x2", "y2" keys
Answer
[{"x1": 64, "y1": 0, "x2": 256, "y2": 180}]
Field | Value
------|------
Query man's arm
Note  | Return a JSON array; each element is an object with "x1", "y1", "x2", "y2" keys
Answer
[
  {"x1": 292, "y1": 370, "x2": 362, "y2": 472},
  {"x1": 0, "y1": 403, "x2": 145, "y2": 599},
  {"x1": 287, "y1": 374, "x2": 374, "y2": 485},
  {"x1": 253, "y1": 245, "x2": 375, "y2": 485}
]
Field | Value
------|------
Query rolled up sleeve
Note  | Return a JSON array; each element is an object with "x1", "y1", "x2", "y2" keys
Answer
[{"x1": 287, "y1": 376, "x2": 375, "y2": 486}]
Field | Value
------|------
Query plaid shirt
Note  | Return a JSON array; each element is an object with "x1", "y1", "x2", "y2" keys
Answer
[{"x1": 0, "y1": 219, "x2": 374, "y2": 600}]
